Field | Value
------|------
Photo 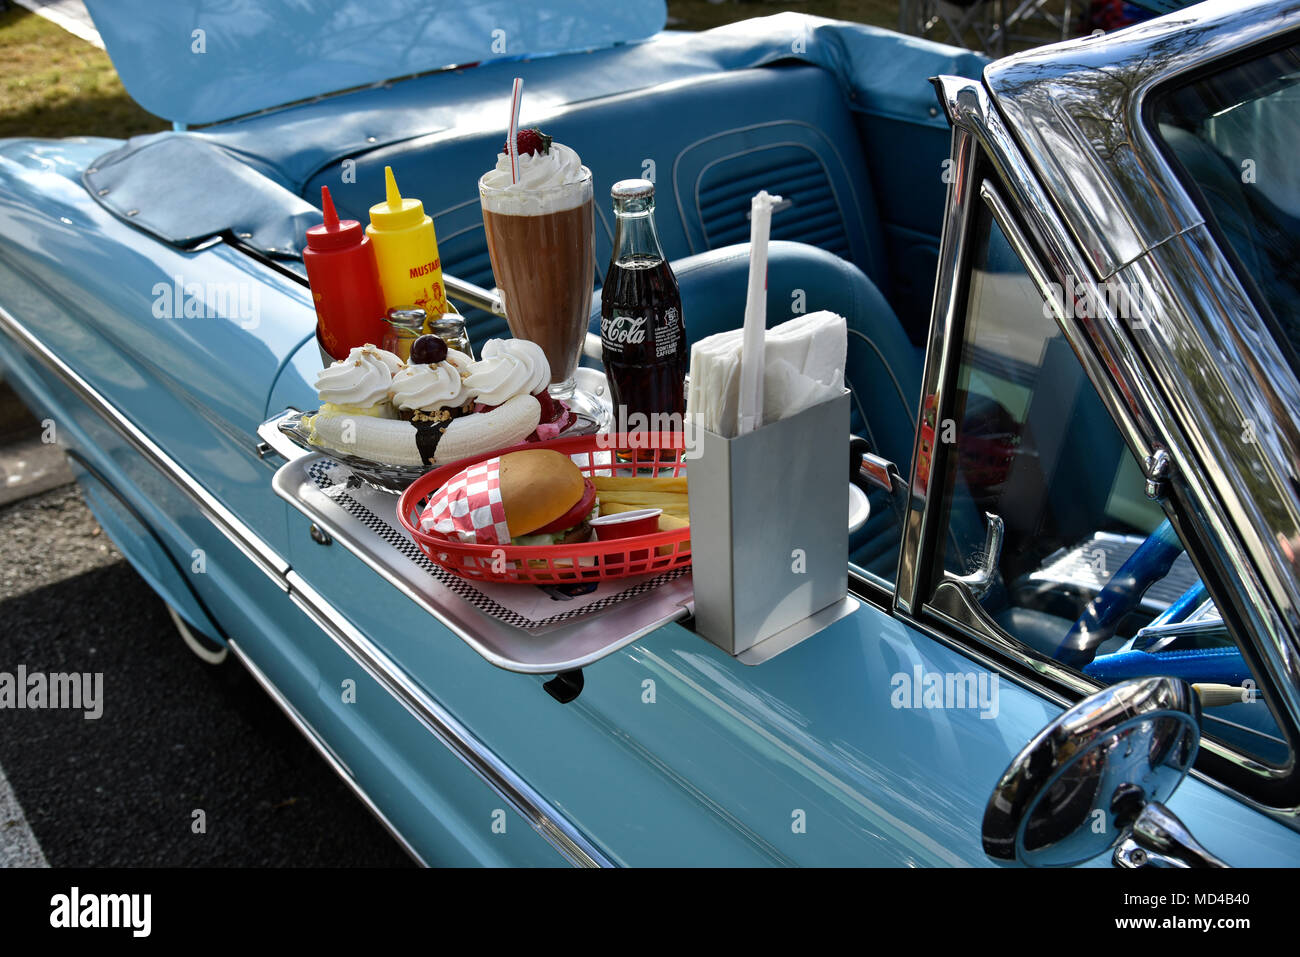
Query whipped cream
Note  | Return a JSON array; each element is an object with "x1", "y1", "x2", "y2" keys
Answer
[
  {"x1": 356, "y1": 343, "x2": 404, "y2": 377},
  {"x1": 444, "y1": 348, "x2": 475, "y2": 378},
  {"x1": 479, "y1": 338, "x2": 550, "y2": 395},
  {"x1": 463, "y1": 338, "x2": 549, "y2": 406},
  {"x1": 390, "y1": 349, "x2": 475, "y2": 411},
  {"x1": 316, "y1": 346, "x2": 395, "y2": 409},
  {"x1": 480, "y1": 142, "x2": 591, "y2": 215}
]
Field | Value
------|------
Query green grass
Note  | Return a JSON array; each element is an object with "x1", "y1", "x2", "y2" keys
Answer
[{"x1": 0, "y1": 6, "x2": 165, "y2": 140}]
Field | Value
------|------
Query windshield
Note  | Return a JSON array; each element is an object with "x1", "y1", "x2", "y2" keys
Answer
[{"x1": 1154, "y1": 38, "x2": 1300, "y2": 384}]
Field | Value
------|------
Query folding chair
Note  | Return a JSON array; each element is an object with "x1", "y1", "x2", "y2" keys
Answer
[
  {"x1": 899, "y1": 0, "x2": 1001, "y2": 54},
  {"x1": 900, "y1": 0, "x2": 1077, "y2": 57}
]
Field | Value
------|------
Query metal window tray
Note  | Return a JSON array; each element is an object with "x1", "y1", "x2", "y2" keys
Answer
[{"x1": 258, "y1": 413, "x2": 694, "y2": 675}]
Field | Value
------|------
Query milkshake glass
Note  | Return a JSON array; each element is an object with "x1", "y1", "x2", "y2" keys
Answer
[{"x1": 479, "y1": 141, "x2": 604, "y2": 426}]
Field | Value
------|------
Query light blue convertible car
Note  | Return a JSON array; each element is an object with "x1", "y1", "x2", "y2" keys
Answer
[{"x1": 2, "y1": 0, "x2": 1300, "y2": 867}]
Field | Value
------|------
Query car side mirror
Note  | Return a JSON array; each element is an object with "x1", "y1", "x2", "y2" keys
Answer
[{"x1": 982, "y1": 676, "x2": 1227, "y2": 868}]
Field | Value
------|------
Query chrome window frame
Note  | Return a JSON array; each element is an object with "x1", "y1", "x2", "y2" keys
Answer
[
  {"x1": 897, "y1": 70, "x2": 1300, "y2": 821},
  {"x1": 981, "y1": 5, "x2": 1300, "y2": 748}
]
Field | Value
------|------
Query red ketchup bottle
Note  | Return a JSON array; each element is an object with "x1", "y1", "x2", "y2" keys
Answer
[{"x1": 304, "y1": 185, "x2": 388, "y2": 359}]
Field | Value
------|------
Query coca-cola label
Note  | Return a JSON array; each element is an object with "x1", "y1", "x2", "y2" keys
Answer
[
  {"x1": 602, "y1": 313, "x2": 647, "y2": 349},
  {"x1": 654, "y1": 307, "x2": 681, "y2": 358}
]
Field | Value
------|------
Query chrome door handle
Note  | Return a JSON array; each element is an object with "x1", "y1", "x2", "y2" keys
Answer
[{"x1": 948, "y1": 512, "x2": 1004, "y2": 600}]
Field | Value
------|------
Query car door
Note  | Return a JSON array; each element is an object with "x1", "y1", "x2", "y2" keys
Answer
[{"x1": 871, "y1": 68, "x2": 1300, "y2": 866}]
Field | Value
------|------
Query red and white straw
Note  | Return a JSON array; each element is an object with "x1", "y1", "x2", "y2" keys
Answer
[{"x1": 507, "y1": 77, "x2": 524, "y2": 184}]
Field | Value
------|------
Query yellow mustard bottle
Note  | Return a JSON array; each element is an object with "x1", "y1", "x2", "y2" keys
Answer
[{"x1": 366, "y1": 166, "x2": 448, "y2": 316}]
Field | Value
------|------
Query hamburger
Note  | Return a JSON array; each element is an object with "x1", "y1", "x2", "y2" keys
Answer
[
  {"x1": 500, "y1": 449, "x2": 598, "y2": 546},
  {"x1": 421, "y1": 448, "x2": 598, "y2": 547}
]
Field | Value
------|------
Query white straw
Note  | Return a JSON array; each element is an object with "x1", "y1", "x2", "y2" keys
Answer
[
  {"x1": 507, "y1": 77, "x2": 524, "y2": 184},
  {"x1": 736, "y1": 191, "x2": 782, "y2": 436}
]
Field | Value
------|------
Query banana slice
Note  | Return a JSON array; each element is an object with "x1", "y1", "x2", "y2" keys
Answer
[
  {"x1": 436, "y1": 394, "x2": 540, "y2": 463},
  {"x1": 308, "y1": 412, "x2": 422, "y2": 466},
  {"x1": 307, "y1": 394, "x2": 542, "y2": 467}
]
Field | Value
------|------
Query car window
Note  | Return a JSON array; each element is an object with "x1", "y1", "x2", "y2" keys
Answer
[
  {"x1": 1154, "y1": 38, "x2": 1300, "y2": 384},
  {"x1": 923, "y1": 202, "x2": 1288, "y2": 768}
]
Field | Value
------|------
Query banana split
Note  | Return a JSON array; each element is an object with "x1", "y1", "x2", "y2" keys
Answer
[{"x1": 306, "y1": 334, "x2": 573, "y2": 468}]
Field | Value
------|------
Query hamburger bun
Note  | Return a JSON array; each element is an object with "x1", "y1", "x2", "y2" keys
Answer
[{"x1": 498, "y1": 449, "x2": 585, "y2": 537}]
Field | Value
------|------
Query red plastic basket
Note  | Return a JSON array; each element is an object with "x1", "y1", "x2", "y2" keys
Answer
[{"x1": 397, "y1": 432, "x2": 692, "y2": 584}]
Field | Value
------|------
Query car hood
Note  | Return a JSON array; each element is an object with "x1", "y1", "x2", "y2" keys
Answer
[{"x1": 82, "y1": 0, "x2": 666, "y2": 127}]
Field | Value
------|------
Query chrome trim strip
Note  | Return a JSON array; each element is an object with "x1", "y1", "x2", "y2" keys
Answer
[
  {"x1": 934, "y1": 77, "x2": 1173, "y2": 485},
  {"x1": 226, "y1": 638, "x2": 428, "y2": 867},
  {"x1": 976, "y1": 2, "x2": 1300, "y2": 779},
  {"x1": 0, "y1": 298, "x2": 614, "y2": 866},
  {"x1": 0, "y1": 301, "x2": 290, "y2": 590},
  {"x1": 896, "y1": 95, "x2": 979, "y2": 615},
  {"x1": 1115, "y1": 236, "x2": 1300, "y2": 742},
  {"x1": 284, "y1": 570, "x2": 614, "y2": 868}
]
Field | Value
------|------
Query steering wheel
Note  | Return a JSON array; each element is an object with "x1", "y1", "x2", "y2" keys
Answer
[{"x1": 1055, "y1": 519, "x2": 1184, "y2": 669}]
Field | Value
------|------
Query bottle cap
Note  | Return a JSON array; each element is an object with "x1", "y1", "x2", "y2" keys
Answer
[
  {"x1": 306, "y1": 185, "x2": 366, "y2": 251},
  {"x1": 385, "y1": 306, "x2": 428, "y2": 331},
  {"x1": 611, "y1": 179, "x2": 655, "y2": 202},
  {"x1": 368, "y1": 167, "x2": 426, "y2": 231}
]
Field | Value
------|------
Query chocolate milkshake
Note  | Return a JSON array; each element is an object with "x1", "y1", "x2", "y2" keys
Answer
[{"x1": 479, "y1": 135, "x2": 595, "y2": 401}]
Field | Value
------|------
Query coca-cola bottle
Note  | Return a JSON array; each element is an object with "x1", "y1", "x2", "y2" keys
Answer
[{"x1": 600, "y1": 179, "x2": 686, "y2": 434}]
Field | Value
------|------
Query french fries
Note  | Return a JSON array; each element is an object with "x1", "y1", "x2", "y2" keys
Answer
[
  {"x1": 598, "y1": 500, "x2": 690, "y2": 520},
  {"x1": 655, "y1": 513, "x2": 690, "y2": 556},
  {"x1": 595, "y1": 491, "x2": 689, "y2": 510},
  {"x1": 593, "y1": 475, "x2": 688, "y2": 494},
  {"x1": 595, "y1": 476, "x2": 692, "y2": 541}
]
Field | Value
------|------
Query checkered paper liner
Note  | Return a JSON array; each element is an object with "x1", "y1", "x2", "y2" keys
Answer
[
  {"x1": 418, "y1": 456, "x2": 511, "y2": 546},
  {"x1": 305, "y1": 458, "x2": 688, "y2": 630}
]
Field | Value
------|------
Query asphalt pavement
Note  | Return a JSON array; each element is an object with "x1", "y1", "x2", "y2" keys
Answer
[{"x1": 0, "y1": 384, "x2": 412, "y2": 867}]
